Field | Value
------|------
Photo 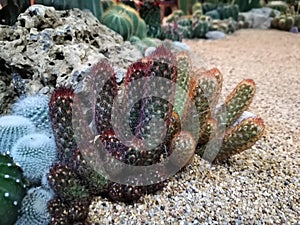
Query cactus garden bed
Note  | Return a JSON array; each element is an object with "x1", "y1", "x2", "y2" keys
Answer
[
  {"x1": 0, "y1": 2, "x2": 299, "y2": 225},
  {"x1": 87, "y1": 29, "x2": 300, "y2": 224}
]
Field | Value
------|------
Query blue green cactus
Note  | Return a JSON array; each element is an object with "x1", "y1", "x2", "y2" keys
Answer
[
  {"x1": 10, "y1": 133, "x2": 57, "y2": 184},
  {"x1": 0, "y1": 115, "x2": 36, "y2": 153},
  {"x1": 15, "y1": 186, "x2": 54, "y2": 225},
  {"x1": 11, "y1": 94, "x2": 52, "y2": 133},
  {"x1": 0, "y1": 153, "x2": 27, "y2": 225}
]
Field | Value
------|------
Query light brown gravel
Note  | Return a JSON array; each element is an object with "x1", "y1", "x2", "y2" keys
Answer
[{"x1": 88, "y1": 29, "x2": 300, "y2": 225}]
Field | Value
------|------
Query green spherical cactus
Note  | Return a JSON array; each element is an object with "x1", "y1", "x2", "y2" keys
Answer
[
  {"x1": 10, "y1": 133, "x2": 57, "y2": 184},
  {"x1": 0, "y1": 115, "x2": 36, "y2": 154},
  {"x1": 135, "y1": 18, "x2": 148, "y2": 39},
  {"x1": 11, "y1": 94, "x2": 52, "y2": 133},
  {"x1": 101, "y1": 9, "x2": 134, "y2": 41},
  {"x1": 0, "y1": 153, "x2": 27, "y2": 225},
  {"x1": 193, "y1": 20, "x2": 210, "y2": 39},
  {"x1": 15, "y1": 186, "x2": 54, "y2": 225},
  {"x1": 206, "y1": 9, "x2": 220, "y2": 20},
  {"x1": 109, "y1": 3, "x2": 147, "y2": 39}
]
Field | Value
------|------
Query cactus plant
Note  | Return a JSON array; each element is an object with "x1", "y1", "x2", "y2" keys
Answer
[
  {"x1": 101, "y1": 9, "x2": 134, "y2": 40},
  {"x1": 139, "y1": 1, "x2": 161, "y2": 38},
  {"x1": 11, "y1": 94, "x2": 52, "y2": 133},
  {"x1": 106, "y1": 3, "x2": 148, "y2": 39},
  {"x1": 0, "y1": 153, "x2": 27, "y2": 225},
  {"x1": 47, "y1": 46, "x2": 265, "y2": 222},
  {"x1": 0, "y1": 115, "x2": 36, "y2": 153},
  {"x1": 193, "y1": 20, "x2": 210, "y2": 38},
  {"x1": 15, "y1": 186, "x2": 54, "y2": 225},
  {"x1": 10, "y1": 133, "x2": 57, "y2": 184}
]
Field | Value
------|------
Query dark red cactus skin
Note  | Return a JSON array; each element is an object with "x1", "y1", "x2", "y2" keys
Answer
[
  {"x1": 92, "y1": 61, "x2": 118, "y2": 137},
  {"x1": 48, "y1": 46, "x2": 190, "y2": 220},
  {"x1": 108, "y1": 168, "x2": 168, "y2": 202},
  {"x1": 48, "y1": 197, "x2": 91, "y2": 225},
  {"x1": 47, "y1": 162, "x2": 90, "y2": 202},
  {"x1": 49, "y1": 87, "x2": 76, "y2": 162}
]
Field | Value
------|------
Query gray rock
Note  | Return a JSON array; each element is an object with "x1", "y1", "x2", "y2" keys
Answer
[
  {"x1": 239, "y1": 8, "x2": 280, "y2": 29},
  {"x1": 205, "y1": 31, "x2": 226, "y2": 40},
  {"x1": 144, "y1": 47, "x2": 157, "y2": 57},
  {"x1": 0, "y1": 5, "x2": 142, "y2": 113},
  {"x1": 172, "y1": 41, "x2": 190, "y2": 52}
]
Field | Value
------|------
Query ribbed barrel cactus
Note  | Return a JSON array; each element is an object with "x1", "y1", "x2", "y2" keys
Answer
[
  {"x1": 0, "y1": 153, "x2": 27, "y2": 225},
  {"x1": 47, "y1": 46, "x2": 265, "y2": 223}
]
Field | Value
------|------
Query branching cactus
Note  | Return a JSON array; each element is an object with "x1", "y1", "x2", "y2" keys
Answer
[{"x1": 48, "y1": 46, "x2": 265, "y2": 223}]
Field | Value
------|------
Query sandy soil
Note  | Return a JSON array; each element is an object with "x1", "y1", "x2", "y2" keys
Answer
[{"x1": 88, "y1": 29, "x2": 300, "y2": 224}]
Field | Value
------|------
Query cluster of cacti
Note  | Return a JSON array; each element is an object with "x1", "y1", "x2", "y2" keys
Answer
[
  {"x1": 271, "y1": 5, "x2": 300, "y2": 31},
  {"x1": 205, "y1": 4, "x2": 239, "y2": 21},
  {"x1": 101, "y1": 3, "x2": 147, "y2": 40},
  {"x1": 162, "y1": 1, "x2": 240, "y2": 41},
  {"x1": 139, "y1": 0, "x2": 162, "y2": 38},
  {"x1": 47, "y1": 45, "x2": 264, "y2": 223},
  {"x1": 0, "y1": 152, "x2": 27, "y2": 225},
  {"x1": 161, "y1": 22, "x2": 186, "y2": 41},
  {"x1": 0, "y1": 94, "x2": 58, "y2": 224},
  {"x1": 0, "y1": 95, "x2": 57, "y2": 185},
  {"x1": 210, "y1": 18, "x2": 238, "y2": 33},
  {"x1": 162, "y1": 12, "x2": 211, "y2": 40}
]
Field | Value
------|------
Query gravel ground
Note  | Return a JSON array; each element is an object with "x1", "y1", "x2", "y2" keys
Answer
[{"x1": 88, "y1": 29, "x2": 300, "y2": 224}]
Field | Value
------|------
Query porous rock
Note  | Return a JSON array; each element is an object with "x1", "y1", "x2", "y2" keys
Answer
[
  {"x1": 239, "y1": 8, "x2": 281, "y2": 29},
  {"x1": 0, "y1": 4, "x2": 142, "y2": 113}
]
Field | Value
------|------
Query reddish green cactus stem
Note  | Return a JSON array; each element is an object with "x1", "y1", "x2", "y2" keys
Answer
[
  {"x1": 189, "y1": 71, "x2": 219, "y2": 132},
  {"x1": 47, "y1": 162, "x2": 90, "y2": 202},
  {"x1": 169, "y1": 131, "x2": 196, "y2": 168},
  {"x1": 214, "y1": 117, "x2": 265, "y2": 162},
  {"x1": 49, "y1": 87, "x2": 76, "y2": 162},
  {"x1": 174, "y1": 52, "x2": 192, "y2": 117},
  {"x1": 217, "y1": 79, "x2": 256, "y2": 128},
  {"x1": 198, "y1": 118, "x2": 217, "y2": 145}
]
